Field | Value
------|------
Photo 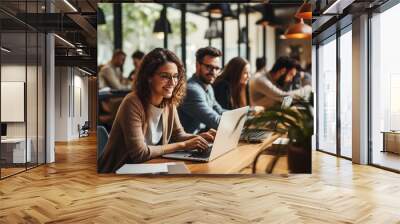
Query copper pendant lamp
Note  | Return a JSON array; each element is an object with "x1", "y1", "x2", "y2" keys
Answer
[
  {"x1": 295, "y1": 2, "x2": 312, "y2": 20},
  {"x1": 284, "y1": 18, "x2": 312, "y2": 39}
]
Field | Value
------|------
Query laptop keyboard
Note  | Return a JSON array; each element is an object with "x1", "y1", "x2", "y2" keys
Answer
[
  {"x1": 240, "y1": 129, "x2": 272, "y2": 142},
  {"x1": 189, "y1": 145, "x2": 213, "y2": 158}
]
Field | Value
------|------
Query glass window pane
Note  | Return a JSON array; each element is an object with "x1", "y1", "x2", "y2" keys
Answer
[
  {"x1": 166, "y1": 6, "x2": 181, "y2": 58},
  {"x1": 186, "y1": 10, "x2": 208, "y2": 78},
  {"x1": 97, "y1": 3, "x2": 115, "y2": 69},
  {"x1": 27, "y1": 31, "x2": 38, "y2": 169},
  {"x1": 371, "y1": 3, "x2": 400, "y2": 171},
  {"x1": 225, "y1": 18, "x2": 239, "y2": 64},
  {"x1": 340, "y1": 29, "x2": 352, "y2": 158},
  {"x1": 121, "y1": 3, "x2": 163, "y2": 78},
  {"x1": 317, "y1": 37, "x2": 337, "y2": 154},
  {"x1": 38, "y1": 32, "x2": 45, "y2": 165},
  {"x1": 1, "y1": 11, "x2": 28, "y2": 177}
]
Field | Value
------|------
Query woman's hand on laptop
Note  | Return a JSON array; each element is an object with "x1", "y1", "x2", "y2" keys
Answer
[
  {"x1": 183, "y1": 136, "x2": 209, "y2": 152},
  {"x1": 199, "y1": 129, "x2": 216, "y2": 142},
  {"x1": 249, "y1": 106, "x2": 264, "y2": 114}
]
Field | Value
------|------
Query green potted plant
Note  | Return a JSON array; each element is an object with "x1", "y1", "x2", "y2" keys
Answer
[{"x1": 244, "y1": 93, "x2": 314, "y2": 173}]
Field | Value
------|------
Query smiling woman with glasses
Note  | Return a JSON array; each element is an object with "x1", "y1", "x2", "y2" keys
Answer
[{"x1": 98, "y1": 48, "x2": 216, "y2": 173}]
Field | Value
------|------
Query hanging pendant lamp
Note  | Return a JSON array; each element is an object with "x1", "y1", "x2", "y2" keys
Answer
[
  {"x1": 255, "y1": 4, "x2": 274, "y2": 27},
  {"x1": 295, "y1": 2, "x2": 312, "y2": 20},
  {"x1": 284, "y1": 18, "x2": 311, "y2": 39}
]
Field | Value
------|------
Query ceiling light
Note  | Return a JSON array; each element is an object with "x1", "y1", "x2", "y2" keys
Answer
[
  {"x1": 153, "y1": 18, "x2": 172, "y2": 34},
  {"x1": 154, "y1": 32, "x2": 165, "y2": 40},
  {"x1": 284, "y1": 19, "x2": 312, "y2": 39},
  {"x1": 63, "y1": 0, "x2": 78, "y2": 12},
  {"x1": 295, "y1": 2, "x2": 312, "y2": 20},
  {"x1": 153, "y1": 8, "x2": 172, "y2": 39},
  {"x1": 204, "y1": 20, "x2": 222, "y2": 39},
  {"x1": 1, "y1": 47, "x2": 11, "y2": 53},
  {"x1": 238, "y1": 27, "x2": 248, "y2": 44},
  {"x1": 54, "y1": 34, "x2": 75, "y2": 48},
  {"x1": 78, "y1": 67, "x2": 93, "y2": 76},
  {"x1": 322, "y1": 0, "x2": 353, "y2": 15},
  {"x1": 207, "y1": 4, "x2": 223, "y2": 16},
  {"x1": 256, "y1": 4, "x2": 274, "y2": 27},
  {"x1": 97, "y1": 7, "x2": 106, "y2": 25}
]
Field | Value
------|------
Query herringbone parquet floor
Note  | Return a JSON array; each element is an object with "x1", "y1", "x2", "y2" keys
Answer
[{"x1": 1, "y1": 135, "x2": 400, "y2": 223}]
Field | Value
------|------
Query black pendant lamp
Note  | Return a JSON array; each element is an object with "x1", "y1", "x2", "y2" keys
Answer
[
  {"x1": 207, "y1": 3, "x2": 235, "y2": 18},
  {"x1": 97, "y1": 7, "x2": 106, "y2": 25},
  {"x1": 238, "y1": 27, "x2": 248, "y2": 44},
  {"x1": 256, "y1": 4, "x2": 274, "y2": 26},
  {"x1": 204, "y1": 20, "x2": 222, "y2": 39},
  {"x1": 153, "y1": 7, "x2": 172, "y2": 39}
]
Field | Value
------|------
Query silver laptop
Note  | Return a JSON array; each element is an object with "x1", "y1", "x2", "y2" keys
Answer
[
  {"x1": 239, "y1": 96, "x2": 292, "y2": 143},
  {"x1": 162, "y1": 106, "x2": 249, "y2": 162}
]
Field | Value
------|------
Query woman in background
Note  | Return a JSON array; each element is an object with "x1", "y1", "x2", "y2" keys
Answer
[
  {"x1": 213, "y1": 57, "x2": 251, "y2": 110},
  {"x1": 98, "y1": 48, "x2": 215, "y2": 173}
]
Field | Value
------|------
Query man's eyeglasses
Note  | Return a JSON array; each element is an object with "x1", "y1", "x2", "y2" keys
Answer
[
  {"x1": 200, "y1": 62, "x2": 221, "y2": 73},
  {"x1": 158, "y1": 72, "x2": 179, "y2": 83}
]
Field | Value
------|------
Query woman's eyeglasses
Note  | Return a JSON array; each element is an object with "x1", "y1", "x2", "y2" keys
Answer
[{"x1": 158, "y1": 72, "x2": 179, "y2": 83}]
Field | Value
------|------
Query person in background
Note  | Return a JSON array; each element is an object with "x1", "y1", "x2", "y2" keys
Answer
[
  {"x1": 213, "y1": 57, "x2": 250, "y2": 110},
  {"x1": 253, "y1": 57, "x2": 267, "y2": 78},
  {"x1": 98, "y1": 48, "x2": 216, "y2": 173},
  {"x1": 98, "y1": 49, "x2": 126, "y2": 90},
  {"x1": 293, "y1": 63, "x2": 312, "y2": 89},
  {"x1": 178, "y1": 46, "x2": 226, "y2": 134},
  {"x1": 277, "y1": 63, "x2": 312, "y2": 91},
  {"x1": 249, "y1": 56, "x2": 312, "y2": 110},
  {"x1": 128, "y1": 50, "x2": 145, "y2": 82}
]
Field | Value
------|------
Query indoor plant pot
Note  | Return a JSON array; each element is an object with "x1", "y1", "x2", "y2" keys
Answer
[{"x1": 245, "y1": 94, "x2": 314, "y2": 174}]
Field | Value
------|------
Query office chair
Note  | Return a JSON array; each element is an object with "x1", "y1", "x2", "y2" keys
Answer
[
  {"x1": 97, "y1": 125, "x2": 109, "y2": 159},
  {"x1": 78, "y1": 121, "x2": 90, "y2": 138}
]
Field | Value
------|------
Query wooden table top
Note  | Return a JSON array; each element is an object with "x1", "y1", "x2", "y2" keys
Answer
[{"x1": 147, "y1": 133, "x2": 281, "y2": 174}]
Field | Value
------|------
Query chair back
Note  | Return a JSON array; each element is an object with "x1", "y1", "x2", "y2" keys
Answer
[{"x1": 97, "y1": 125, "x2": 109, "y2": 159}]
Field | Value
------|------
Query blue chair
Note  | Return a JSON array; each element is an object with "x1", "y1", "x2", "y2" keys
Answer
[{"x1": 97, "y1": 125, "x2": 109, "y2": 160}]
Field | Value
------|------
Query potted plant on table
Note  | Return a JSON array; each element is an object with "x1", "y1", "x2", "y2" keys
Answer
[{"x1": 244, "y1": 93, "x2": 314, "y2": 173}]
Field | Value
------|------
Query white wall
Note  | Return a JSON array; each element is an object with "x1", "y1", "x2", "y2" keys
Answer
[
  {"x1": 54, "y1": 67, "x2": 89, "y2": 141},
  {"x1": 1, "y1": 65, "x2": 31, "y2": 137},
  {"x1": 1, "y1": 63, "x2": 46, "y2": 164}
]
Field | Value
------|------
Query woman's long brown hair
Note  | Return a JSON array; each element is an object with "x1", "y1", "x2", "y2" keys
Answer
[
  {"x1": 134, "y1": 48, "x2": 186, "y2": 114},
  {"x1": 214, "y1": 57, "x2": 249, "y2": 108}
]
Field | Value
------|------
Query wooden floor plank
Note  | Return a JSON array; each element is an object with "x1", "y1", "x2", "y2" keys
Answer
[{"x1": 0, "y1": 135, "x2": 399, "y2": 223}]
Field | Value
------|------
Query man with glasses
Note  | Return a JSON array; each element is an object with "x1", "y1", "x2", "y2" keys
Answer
[{"x1": 178, "y1": 46, "x2": 226, "y2": 134}]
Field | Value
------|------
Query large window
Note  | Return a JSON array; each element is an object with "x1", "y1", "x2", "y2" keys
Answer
[
  {"x1": 98, "y1": 3, "x2": 206, "y2": 78},
  {"x1": 370, "y1": 3, "x2": 400, "y2": 171},
  {"x1": 186, "y1": 12, "x2": 208, "y2": 77},
  {"x1": 97, "y1": 3, "x2": 114, "y2": 70},
  {"x1": 339, "y1": 28, "x2": 352, "y2": 158},
  {"x1": 121, "y1": 3, "x2": 164, "y2": 76},
  {"x1": 316, "y1": 27, "x2": 353, "y2": 159},
  {"x1": 317, "y1": 36, "x2": 337, "y2": 154}
]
